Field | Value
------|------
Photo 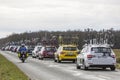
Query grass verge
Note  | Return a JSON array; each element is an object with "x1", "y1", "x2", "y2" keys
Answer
[
  {"x1": 0, "y1": 54, "x2": 29, "y2": 80},
  {"x1": 113, "y1": 49, "x2": 120, "y2": 69}
]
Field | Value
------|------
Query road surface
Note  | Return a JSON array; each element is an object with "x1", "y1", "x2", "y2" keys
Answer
[{"x1": 0, "y1": 51, "x2": 120, "y2": 80}]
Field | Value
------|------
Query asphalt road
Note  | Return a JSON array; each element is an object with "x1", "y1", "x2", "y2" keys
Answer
[{"x1": 0, "y1": 51, "x2": 120, "y2": 80}]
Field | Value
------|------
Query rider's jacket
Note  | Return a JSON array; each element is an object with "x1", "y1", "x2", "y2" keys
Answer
[{"x1": 19, "y1": 46, "x2": 27, "y2": 52}]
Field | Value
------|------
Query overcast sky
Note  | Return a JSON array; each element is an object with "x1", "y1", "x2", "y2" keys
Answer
[{"x1": 0, "y1": 0, "x2": 120, "y2": 38}]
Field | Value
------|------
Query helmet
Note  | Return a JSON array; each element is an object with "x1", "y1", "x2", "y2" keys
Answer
[{"x1": 21, "y1": 44, "x2": 25, "y2": 47}]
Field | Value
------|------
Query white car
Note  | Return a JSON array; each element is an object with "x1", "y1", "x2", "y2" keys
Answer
[
  {"x1": 76, "y1": 44, "x2": 116, "y2": 71},
  {"x1": 32, "y1": 46, "x2": 42, "y2": 58}
]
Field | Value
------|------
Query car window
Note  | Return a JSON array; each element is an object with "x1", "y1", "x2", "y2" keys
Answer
[
  {"x1": 81, "y1": 47, "x2": 88, "y2": 53},
  {"x1": 45, "y1": 47, "x2": 56, "y2": 51},
  {"x1": 63, "y1": 47, "x2": 77, "y2": 51},
  {"x1": 38, "y1": 47, "x2": 42, "y2": 51},
  {"x1": 57, "y1": 47, "x2": 61, "y2": 52},
  {"x1": 91, "y1": 47, "x2": 111, "y2": 53}
]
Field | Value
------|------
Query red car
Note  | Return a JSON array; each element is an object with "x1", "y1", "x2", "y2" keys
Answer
[{"x1": 38, "y1": 46, "x2": 56, "y2": 60}]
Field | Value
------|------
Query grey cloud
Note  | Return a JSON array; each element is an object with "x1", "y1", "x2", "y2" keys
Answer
[{"x1": 0, "y1": 0, "x2": 120, "y2": 38}]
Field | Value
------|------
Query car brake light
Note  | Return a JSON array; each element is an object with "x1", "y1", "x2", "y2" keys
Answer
[
  {"x1": 111, "y1": 55, "x2": 115, "y2": 58},
  {"x1": 43, "y1": 51, "x2": 47, "y2": 54},
  {"x1": 87, "y1": 54, "x2": 93, "y2": 58},
  {"x1": 60, "y1": 52, "x2": 64, "y2": 54},
  {"x1": 77, "y1": 51, "x2": 80, "y2": 54}
]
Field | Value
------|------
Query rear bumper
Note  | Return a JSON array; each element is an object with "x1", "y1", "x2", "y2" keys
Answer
[
  {"x1": 61, "y1": 59, "x2": 76, "y2": 61},
  {"x1": 89, "y1": 64, "x2": 115, "y2": 67},
  {"x1": 59, "y1": 57, "x2": 76, "y2": 61},
  {"x1": 43, "y1": 54, "x2": 54, "y2": 58}
]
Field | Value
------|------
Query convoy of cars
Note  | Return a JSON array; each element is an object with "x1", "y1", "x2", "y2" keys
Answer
[{"x1": 1, "y1": 43, "x2": 117, "y2": 71}]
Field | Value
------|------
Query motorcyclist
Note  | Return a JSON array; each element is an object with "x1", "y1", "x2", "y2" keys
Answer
[{"x1": 18, "y1": 44, "x2": 28, "y2": 58}]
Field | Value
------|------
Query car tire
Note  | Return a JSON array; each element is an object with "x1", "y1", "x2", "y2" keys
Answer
[
  {"x1": 54, "y1": 57, "x2": 57, "y2": 62},
  {"x1": 82, "y1": 61, "x2": 88, "y2": 70},
  {"x1": 73, "y1": 60, "x2": 76, "y2": 63},
  {"x1": 32, "y1": 56, "x2": 36, "y2": 58},
  {"x1": 40, "y1": 56, "x2": 44, "y2": 60},
  {"x1": 57, "y1": 56, "x2": 61, "y2": 63},
  {"x1": 32, "y1": 56, "x2": 34, "y2": 58},
  {"x1": 38, "y1": 55, "x2": 42, "y2": 60},
  {"x1": 54, "y1": 59, "x2": 57, "y2": 62},
  {"x1": 110, "y1": 66, "x2": 115, "y2": 71},
  {"x1": 76, "y1": 64, "x2": 81, "y2": 69},
  {"x1": 102, "y1": 67, "x2": 106, "y2": 70}
]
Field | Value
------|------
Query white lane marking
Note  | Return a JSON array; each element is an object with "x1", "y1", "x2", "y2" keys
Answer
[
  {"x1": 73, "y1": 72, "x2": 83, "y2": 76},
  {"x1": 48, "y1": 64, "x2": 59, "y2": 67},
  {"x1": 98, "y1": 75, "x2": 111, "y2": 80},
  {"x1": 82, "y1": 75, "x2": 107, "y2": 80}
]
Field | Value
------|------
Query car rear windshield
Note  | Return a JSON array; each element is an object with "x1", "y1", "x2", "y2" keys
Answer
[
  {"x1": 45, "y1": 47, "x2": 56, "y2": 51},
  {"x1": 37, "y1": 47, "x2": 42, "y2": 51},
  {"x1": 91, "y1": 47, "x2": 111, "y2": 53},
  {"x1": 63, "y1": 47, "x2": 77, "y2": 51}
]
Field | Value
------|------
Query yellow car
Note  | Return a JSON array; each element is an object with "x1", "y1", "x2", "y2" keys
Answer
[{"x1": 54, "y1": 45, "x2": 79, "y2": 63}]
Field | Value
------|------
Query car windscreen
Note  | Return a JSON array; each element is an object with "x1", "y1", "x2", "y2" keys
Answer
[
  {"x1": 63, "y1": 47, "x2": 77, "y2": 51},
  {"x1": 37, "y1": 47, "x2": 42, "y2": 51},
  {"x1": 45, "y1": 47, "x2": 56, "y2": 51},
  {"x1": 91, "y1": 47, "x2": 111, "y2": 53}
]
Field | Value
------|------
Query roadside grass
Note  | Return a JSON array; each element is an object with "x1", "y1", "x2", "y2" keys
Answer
[
  {"x1": 113, "y1": 49, "x2": 120, "y2": 69},
  {"x1": 0, "y1": 54, "x2": 29, "y2": 80}
]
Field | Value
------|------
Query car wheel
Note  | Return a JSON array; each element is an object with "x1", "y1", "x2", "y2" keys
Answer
[
  {"x1": 41, "y1": 57, "x2": 44, "y2": 60},
  {"x1": 32, "y1": 56, "x2": 36, "y2": 58},
  {"x1": 102, "y1": 67, "x2": 106, "y2": 70},
  {"x1": 38, "y1": 54, "x2": 42, "y2": 60},
  {"x1": 110, "y1": 66, "x2": 115, "y2": 71},
  {"x1": 57, "y1": 56, "x2": 61, "y2": 63},
  {"x1": 40, "y1": 56, "x2": 44, "y2": 60},
  {"x1": 54, "y1": 57, "x2": 57, "y2": 62},
  {"x1": 54, "y1": 59, "x2": 57, "y2": 62},
  {"x1": 82, "y1": 61, "x2": 88, "y2": 70},
  {"x1": 76, "y1": 64, "x2": 81, "y2": 69},
  {"x1": 73, "y1": 60, "x2": 76, "y2": 63},
  {"x1": 38, "y1": 56, "x2": 41, "y2": 60}
]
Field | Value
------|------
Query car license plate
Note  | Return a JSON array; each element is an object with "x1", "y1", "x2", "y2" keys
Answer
[
  {"x1": 68, "y1": 52, "x2": 73, "y2": 55},
  {"x1": 102, "y1": 56, "x2": 107, "y2": 58},
  {"x1": 48, "y1": 52, "x2": 52, "y2": 54}
]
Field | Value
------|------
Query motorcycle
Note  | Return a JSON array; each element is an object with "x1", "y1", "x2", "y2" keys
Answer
[{"x1": 18, "y1": 51, "x2": 28, "y2": 63}]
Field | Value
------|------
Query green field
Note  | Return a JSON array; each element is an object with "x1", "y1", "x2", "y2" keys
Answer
[
  {"x1": 0, "y1": 54, "x2": 29, "y2": 80},
  {"x1": 113, "y1": 49, "x2": 120, "y2": 69}
]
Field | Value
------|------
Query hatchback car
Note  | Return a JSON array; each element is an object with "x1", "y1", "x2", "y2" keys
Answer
[
  {"x1": 38, "y1": 46, "x2": 56, "y2": 60},
  {"x1": 76, "y1": 44, "x2": 116, "y2": 70},
  {"x1": 54, "y1": 45, "x2": 79, "y2": 63},
  {"x1": 32, "y1": 46, "x2": 42, "y2": 58}
]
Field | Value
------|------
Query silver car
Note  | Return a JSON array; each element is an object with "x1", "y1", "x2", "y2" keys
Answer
[
  {"x1": 32, "y1": 46, "x2": 42, "y2": 58},
  {"x1": 76, "y1": 44, "x2": 116, "y2": 71}
]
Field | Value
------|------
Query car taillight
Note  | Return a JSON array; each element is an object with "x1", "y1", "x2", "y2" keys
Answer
[
  {"x1": 77, "y1": 51, "x2": 80, "y2": 54},
  {"x1": 43, "y1": 51, "x2": 47, "y2": 54},
  {"x1": 87, "y1": 54, "x2": 93, "y2": 58},
  {"x1": 60, "y1": 52, "x2": 64, "y2": 54},
  {"x1": 111, "y1": 55, "x2": 115, "y2": 58}
]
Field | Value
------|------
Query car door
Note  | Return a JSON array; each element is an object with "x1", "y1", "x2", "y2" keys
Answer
[{"x1": 78, "y1": 47, "x2": 86, "y2": 64}]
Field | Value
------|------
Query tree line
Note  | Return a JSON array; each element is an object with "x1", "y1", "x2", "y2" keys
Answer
[{"x1": 0, "y1": 28, "x2": 120, "y2": 49}]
